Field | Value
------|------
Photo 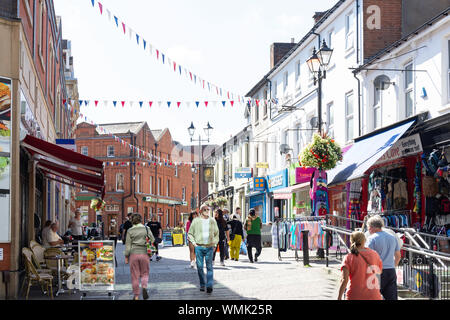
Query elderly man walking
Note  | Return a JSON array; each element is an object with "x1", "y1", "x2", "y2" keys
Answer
[
  {"x1": 187, "y1": 204, "x2": 219, "y2": 294},
  {"x1": 366, "y1": 215, "x2": 401, "y2": 300}
]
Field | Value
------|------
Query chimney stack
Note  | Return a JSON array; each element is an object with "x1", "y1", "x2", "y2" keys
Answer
[
  {"x1": 313, "y1": 11, "x2": 327, "y2": 24},
  {"x1": 270, "y1": 41, "x2": 296, "y2": 69}
]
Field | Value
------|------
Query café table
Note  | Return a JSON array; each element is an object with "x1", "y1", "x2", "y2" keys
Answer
[{"x1": 44, "y1": 254, "x2": 73, "y2": 296}]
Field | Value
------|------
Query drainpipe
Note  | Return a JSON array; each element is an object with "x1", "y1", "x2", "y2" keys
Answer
[
  {"x1": 355, "y1": 0, "x2": 362, "y2": 137},
  {"x1": 122, "y1": 131, "x2": 134, "y2": 220}
]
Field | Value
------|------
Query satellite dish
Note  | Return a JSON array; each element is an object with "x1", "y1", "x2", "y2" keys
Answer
[
  {"x1": 279, "y1": 144, "x2": 291, "y2": 155},
  {"x1": 374, "y1": 75, "x2": 392, "y2": 90},
  {"x1": 310, "y1": 117, "x2": 319, "y2": 128}
]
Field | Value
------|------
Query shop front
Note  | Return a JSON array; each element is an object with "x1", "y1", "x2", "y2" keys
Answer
[
  {"x1": 327, "y1": 117, "x2": 422, "y2": 231},
  {"x1": 266, "y1": 169, "x2": 292, "y2": 220},
  {"x1": 246, "y1": 177, "x2": 268, "y2": 223}
]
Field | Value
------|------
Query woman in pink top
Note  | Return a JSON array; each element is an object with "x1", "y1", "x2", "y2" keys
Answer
[
  {"x1": 186, "y1": 211, "x2": 198, "y2": 268},
  {"x1": 338, "y1": 231, "x2": 383, "y2": 300}
]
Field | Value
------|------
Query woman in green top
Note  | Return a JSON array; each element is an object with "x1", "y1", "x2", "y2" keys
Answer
[
  {"x1": 244, "y1": 208, "x2": 263, "y2": 263},
  {"x1": 124, "y1": 213, "x2": 155, "y2": 300}
]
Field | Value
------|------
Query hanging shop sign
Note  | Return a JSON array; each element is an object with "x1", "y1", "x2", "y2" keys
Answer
[
  {"x1": 203, "y1": 166, "x2": 214, "y2": 183},
  {"x1": 235, "y1": 167, "x2": 252, "y2": 179},
  {"x1": 374, "y1": 133, "x2": 423, "y2": 166},
  {"x1": 78, "y1": 240, "x2": 115, "y2": 291},
  {"x1": 253, "y1": 177, "x2": 266, "y2": 192},
  {"x1": 0, "y1": 77, "x2": 12, "y2": 244},
  {"x1": 256, "y1": 162, "x2": 269, "y2": 169},
  {"x1": 267, "y1": 169, "x2": 288, "y2": 192}
]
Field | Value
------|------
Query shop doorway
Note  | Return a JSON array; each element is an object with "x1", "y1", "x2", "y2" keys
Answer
[{"x1": 273, "y1": 199, "x2": 288, "y2": 219}]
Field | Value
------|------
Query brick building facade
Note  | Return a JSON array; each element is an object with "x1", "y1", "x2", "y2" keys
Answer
[{"x1": 75, "y1": 121, "x2": 201, "y2": 236}]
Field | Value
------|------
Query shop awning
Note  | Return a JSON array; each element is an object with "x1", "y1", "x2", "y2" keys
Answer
[
  {"x1": 21, "y1": 134, "x2": 105, "y2": 196},
  {"x1": 327, "y1": 120, "x2": 415, "y2": 186},
  {"x1": 273, "y1": 182, "x2": 310, "y2": 199}
]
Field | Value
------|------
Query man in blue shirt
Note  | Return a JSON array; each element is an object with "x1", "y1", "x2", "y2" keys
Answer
[{"x1": 366, "y1": 215, "x2": 401, "y2": 300}]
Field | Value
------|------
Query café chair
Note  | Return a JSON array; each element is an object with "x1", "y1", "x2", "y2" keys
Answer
[
  {"x1": 44, "y1": 248, "x2": 69, "y2": 279},
  {"x1": 30, "y1": 242, "x2": 48, "y2": 269},
  {"x1": 21, "y1": 248, "x2": 53, "y2": 300}
]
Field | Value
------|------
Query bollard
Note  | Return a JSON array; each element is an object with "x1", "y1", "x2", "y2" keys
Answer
[{"x1": 301, "y1": 230, "x2": 310, "y2": 266}]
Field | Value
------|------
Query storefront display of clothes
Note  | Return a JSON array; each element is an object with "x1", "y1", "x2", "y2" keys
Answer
[
  {"x1": 422, "y1": 148, "x2": 450, "y2": 233},
  {"x1": 310, "y1": 170, "x2": 329, "y2": 216},
  {"x1": 378, "y1": 213, "x2": 411, "y2": 228},
  {"x1": 273, "y1": 219, "x2": 327, "y2": 252},
  {"x1": 367, "y1": 166, "x2": 409, "y2": 213}
]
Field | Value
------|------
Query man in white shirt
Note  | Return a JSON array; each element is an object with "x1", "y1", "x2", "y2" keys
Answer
[
  {"x1": 44, "y1": 222, "x2": 64, "y2": 247},
  {"x1": 41, "y1": 220, "x2": 52, "y2": 245}
]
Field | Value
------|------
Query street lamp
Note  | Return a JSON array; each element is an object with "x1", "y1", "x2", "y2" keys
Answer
[
  {"x1": 187, "y1": 122, "x2": 213, "y2": 209},
  {"x1": 307, "y1": 39, "x2": 333, "y2": 134}
]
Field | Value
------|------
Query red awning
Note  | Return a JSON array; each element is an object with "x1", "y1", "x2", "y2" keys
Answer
[{"x1": 21, "y1": 135, "x2": 105, "y2": 197}]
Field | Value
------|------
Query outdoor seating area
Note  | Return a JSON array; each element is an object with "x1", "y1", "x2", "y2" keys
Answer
[{"x1": 20, "y1": 241, "x2": 79, "y2": 299}]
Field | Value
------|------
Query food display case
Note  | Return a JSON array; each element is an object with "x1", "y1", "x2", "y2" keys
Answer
[{"x1": 78, "y1": 240, "x2": 115, "y2": 291}]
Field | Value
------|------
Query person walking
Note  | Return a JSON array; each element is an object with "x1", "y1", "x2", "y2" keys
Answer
[
  {"x1": 186, "y1": 211, "x2": 198, "y2": 268},
  {"x1": 338, "y1": 231, "x2": 383, "y2": 300},
  {"x1": 366, "y1": 215, "x2": 401, "y2": 300},
  {"x1": 245, "y1": 208, "x2": 262, "y2": 263},
  {"x1": 234, "y1": 207, "x2": 242, "y2": 221},
  {"x1": 223, "y1": 209, "x2": 231, "y2": 260},
  {"x1": 122, "y1": 212, "x2": 133, "y2": 245},
  {"x1": 229, "y1": 214, "x2": 244, "y2": 261},
  {"x1": 147, "y1": 215, "x2": 163, "y2": 261},
  {"x1": 213, "y1": 209, "x2": 230, "y2": 266},
  {"x1": 124, "y1": 213, "x2": 154, "y2": 300},
  {"x1": 187, "y1": 204, "x2": 219, "y2": 294}
]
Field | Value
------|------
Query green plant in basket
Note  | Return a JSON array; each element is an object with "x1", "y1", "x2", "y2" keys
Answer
[{"x1": 299, "y1": 132, "x2": 343, "y2": 170}]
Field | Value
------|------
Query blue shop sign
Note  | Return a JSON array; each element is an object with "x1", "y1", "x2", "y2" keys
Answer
[
  {"x1": 253, "y1": 177, "x2": 266, "y2": 192},
  {"x1": 267, "y1": 169, "x2": 288, "y2": 192}
]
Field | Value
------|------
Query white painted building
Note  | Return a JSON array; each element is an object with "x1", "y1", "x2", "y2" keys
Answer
[{"x1": 356, "y1": 10, "x2": 450, "y2": 132}]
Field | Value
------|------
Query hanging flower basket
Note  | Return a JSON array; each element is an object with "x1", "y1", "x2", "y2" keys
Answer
[
  {"x1": 299, "y1": 133, "x2": 343, "y2": 170},
  {"x1": 216, "y1": 196, "x2": 228, "y2": 208},
  {"x1": 90, "y1": 198, "x2": 106, "y2": 211}
]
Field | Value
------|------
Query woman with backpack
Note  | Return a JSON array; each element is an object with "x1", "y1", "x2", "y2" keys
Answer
[
  {"x1": 229, "y1": 214, "x2": 244, "y2": 261},
  {"x1": 212, "y1": 209, "x2": 230, "y2": 266}
]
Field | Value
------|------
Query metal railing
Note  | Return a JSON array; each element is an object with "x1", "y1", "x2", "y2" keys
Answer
[{"x1": 323, "y1": 215, "x2": 450, "y2": 300}]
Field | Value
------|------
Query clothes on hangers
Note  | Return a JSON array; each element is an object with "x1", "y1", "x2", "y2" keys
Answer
[{"x1": 271, "y1": 223, "x2": 279, "y2": 249}]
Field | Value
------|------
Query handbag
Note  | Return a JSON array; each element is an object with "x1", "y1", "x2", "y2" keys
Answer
[{"x1": 145, "y1": 227, "x2": 157, "y2": 258}]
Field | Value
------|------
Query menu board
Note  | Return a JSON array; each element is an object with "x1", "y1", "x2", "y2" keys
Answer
[
  {"x1": 78, "y1": 240, "x2": 115, "y2": 291},
  {"x1": 0, "y1": 77, "x2": 12, "y2": 243}
]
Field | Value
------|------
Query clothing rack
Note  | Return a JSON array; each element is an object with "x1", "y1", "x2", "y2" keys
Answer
[{"x1": 275, "y1": 217, "x2": 326, "y2": 262}]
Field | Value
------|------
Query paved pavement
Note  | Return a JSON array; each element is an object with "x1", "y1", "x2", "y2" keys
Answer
[{"x1": 23, "y1": 241, "x2": 342, "y2": 300}]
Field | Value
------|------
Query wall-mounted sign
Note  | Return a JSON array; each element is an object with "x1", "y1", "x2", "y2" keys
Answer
[
  {"x1": 143, "y1": 196, "x2": 183, "y2": 206},
  {"x1": 256, "y1": 162, "x2": 269, "y2": 169},
  {"x1": 235, "y1": 167, "x2": 252, "y2": 179},
  {"x1": 374, "y1": 133, "x2": 423, "y2": 165},
  {"x1": 295, "y1": 167, "x2": 316, "y2": 185},
  {"x1": 56, "y1": 139, "x2": 76, "y2": 152},
  {"x1": 267, "y1": 169, "x2": 288, "y2": 192}
]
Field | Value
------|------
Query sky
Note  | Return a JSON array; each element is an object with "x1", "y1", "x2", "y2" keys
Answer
[{"x1": 54, "y1": 0, "x2": 337, "y2": 146}]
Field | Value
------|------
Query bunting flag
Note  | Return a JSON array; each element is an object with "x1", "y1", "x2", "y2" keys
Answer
[
  {"x1": 77, "y1": 98, "x2": 248, "y2": 108},
  {"x1": 89, "y1": 0, "x2": 249, "y2": 102}
]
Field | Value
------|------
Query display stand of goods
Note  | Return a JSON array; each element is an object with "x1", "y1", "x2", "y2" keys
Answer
[
  {"x1": 299, "y1": 133, "x2": 343, "y2": 170},
  {"x1": 90, "y1": 198, "x2": 106, "y2": 211}
]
